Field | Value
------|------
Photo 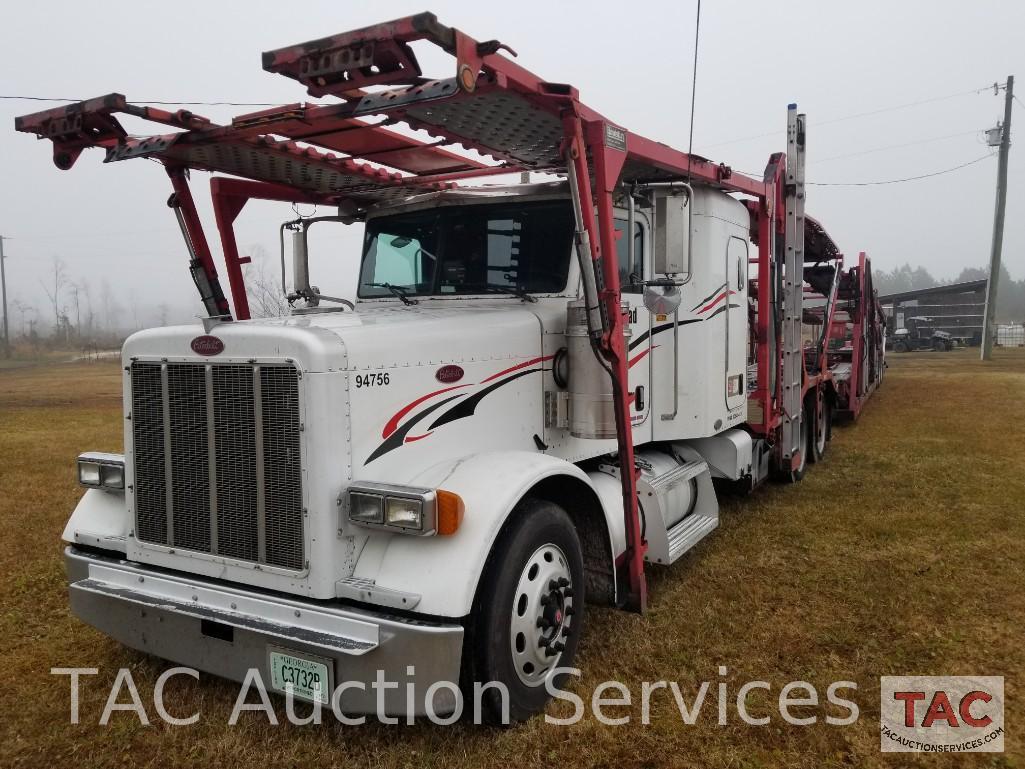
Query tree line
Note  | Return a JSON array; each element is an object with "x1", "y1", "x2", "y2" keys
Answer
[{"x1": 5, "y1": 256, "x2": 185, "y2": 355}]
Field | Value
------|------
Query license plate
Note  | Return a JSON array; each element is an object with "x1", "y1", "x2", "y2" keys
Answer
[{"x1": 268, "y1": 647, "x2": 333, "y2": 705}]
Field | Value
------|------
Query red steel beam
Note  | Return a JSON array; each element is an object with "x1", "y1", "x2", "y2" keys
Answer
[
  {"x1": 210, "y1": 178, "x2": 326, "y2": 320},
  {"x1": 560, "y1": 110, "x2": 646, "y2": 613}
]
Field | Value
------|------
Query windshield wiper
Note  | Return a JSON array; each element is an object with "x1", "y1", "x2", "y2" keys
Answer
[
  {"x1": 479, "y1": 284, "x2": 537, "y2": 303},
  {"x1": 365, "y1": 282, "x2": 418, "y2": 306}
]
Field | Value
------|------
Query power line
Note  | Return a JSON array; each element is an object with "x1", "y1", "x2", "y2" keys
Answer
[
  {"x1": 703, "y1": 85, "x2": 993, "y2": 149},
  {"x1": 806, "y1": 153, "x2": 994, "y2": 187},
  {"x1": 812, "y1": 129, "x2": 982, "y2": 164}
]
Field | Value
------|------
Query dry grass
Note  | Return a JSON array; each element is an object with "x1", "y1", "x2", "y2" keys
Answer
[{"x1": 1, "y1": 350, "x2": 1023, "y2": 768}]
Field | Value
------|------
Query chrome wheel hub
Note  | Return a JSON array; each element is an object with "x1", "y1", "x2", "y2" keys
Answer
[{"x1": 509, "y1": 544, "x2": 574, "y2": 687}]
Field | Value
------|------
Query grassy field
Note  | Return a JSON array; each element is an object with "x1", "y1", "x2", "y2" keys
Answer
[{"x1": 1, "y1": 349, "x2": 1023, "y2": 768}]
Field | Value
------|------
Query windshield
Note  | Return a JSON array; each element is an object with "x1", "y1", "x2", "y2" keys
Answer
[{"x1": 358, "y1": 200, "x2": 574, "y2": 299}]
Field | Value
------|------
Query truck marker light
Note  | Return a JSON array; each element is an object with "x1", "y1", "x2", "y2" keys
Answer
[{"x1": 436, "y1": 490, "x2": 464, "y2": 535}]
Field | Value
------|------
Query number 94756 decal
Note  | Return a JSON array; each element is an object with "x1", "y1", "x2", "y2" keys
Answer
[{"x1": 355, "y1": 372, "x2": 391, "y2": 388}]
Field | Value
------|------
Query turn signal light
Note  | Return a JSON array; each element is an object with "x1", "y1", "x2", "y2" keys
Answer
[{"x1": 436, "y1": 490, "x2": 464, "y2": 535}]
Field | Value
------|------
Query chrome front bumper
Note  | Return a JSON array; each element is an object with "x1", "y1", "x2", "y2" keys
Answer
[{"x1": 65, "y1": 547, "x2": 464, "y2": 716}]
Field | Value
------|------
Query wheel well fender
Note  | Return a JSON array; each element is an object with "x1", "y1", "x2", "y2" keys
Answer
[
  {"x1": 62, "y1": 489, "x2": 129, "y2": 554},
  {"x1": 516, "y1": 474, "x2": 617, "y2": 607},
  {"x1": 349, "y1": 451, "x2": 616, "y2": 619}
]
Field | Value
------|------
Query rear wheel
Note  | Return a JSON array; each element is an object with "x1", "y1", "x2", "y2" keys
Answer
[
  {"x1": 933, "y1": 338, "x2": 946, "y2": 352},
  {"x1": 894, "y1": 340, "x2": 910, "y2": 353},
  {"x1": 808, "y1": 390, "x2": 830, "y2": 463},
  {"x1": 781, "y1": 409, "x2": 809, "y2": 483},
  {"x1": 465, "y1": 498, "x2": 584, "y2": 724}
]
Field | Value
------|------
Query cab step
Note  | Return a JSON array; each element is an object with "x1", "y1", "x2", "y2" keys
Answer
[
  {"x1": 638, "y1": 445, "x2": 719, "y2": 566},
  {"x1": 665, "y1": 514, "x2": 719, "y2": 563}
]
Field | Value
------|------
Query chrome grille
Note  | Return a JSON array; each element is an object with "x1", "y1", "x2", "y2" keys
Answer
[{"x1": 130, "y1": 361, "x2": 304, "y2": 570}]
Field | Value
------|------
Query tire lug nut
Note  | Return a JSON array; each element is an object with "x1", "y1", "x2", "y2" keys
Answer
[
  {"x1": 557, "y1": 577, "x2": 570, "y2": 588},
  {"x1": 561, "y1": 627, "x2": 571, "y2": 638},
  {"x1": 536, "y1": 616, "x2": 547, "y2": 628},
  {"x1": 565, "y1": 606, "x2": 575, "y2": 616},
  {"x1": 563, "y1": 587, "x2": 574, "y2": 598},
  {"x1": 551, "y1": 640, "x2": 566, "y2": 653},
  {"x1": 548, "y1": 579, "x2": 559, "y2": 591},
  {"x1": 540, "y1": 594, "x2": 550, "y2": 606}
]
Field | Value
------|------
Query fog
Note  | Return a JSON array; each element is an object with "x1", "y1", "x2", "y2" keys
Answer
[{"x1": 1, "y1": 0, "x2": 1022, "y2": 333}]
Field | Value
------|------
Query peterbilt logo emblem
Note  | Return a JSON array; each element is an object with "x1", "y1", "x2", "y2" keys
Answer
[
  {"x1": 190, "y1": 335, "x2": 224, "y2": 356},
  {"x1": 435, "y1": 364, "x2": 464, "y2": 383}
]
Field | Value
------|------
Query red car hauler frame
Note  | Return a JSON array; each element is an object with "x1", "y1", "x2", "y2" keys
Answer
[{"x1": 15, "y1": 12, "x2": 879, "y2": 613}]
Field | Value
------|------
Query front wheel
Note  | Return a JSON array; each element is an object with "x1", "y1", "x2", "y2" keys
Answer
[
  {"x1": 933, "y1": 338, "x2": 946, "y2": 352},
  {"x1": 465, "y1": 498, "x2": 585, "y2": 724}
]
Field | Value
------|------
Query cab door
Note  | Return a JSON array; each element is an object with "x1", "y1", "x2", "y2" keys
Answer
[
  {"x1": 614, "y1": 210, "x2": 652, "y2": 442},
  {"x1": 725, "y1": 236, "x2": 748, "y2": 413}
]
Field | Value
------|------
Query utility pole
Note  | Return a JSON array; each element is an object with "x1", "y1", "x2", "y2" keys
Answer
[
  {"x1": 0, "y1": 235, "x2": 9, "y2": 359},
  {"x1": 982, "y1": 75, "x2": 1013, "y2": 360}
]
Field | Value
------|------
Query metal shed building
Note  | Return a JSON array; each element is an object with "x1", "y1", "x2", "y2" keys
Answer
[{"x1": 880, "y1": 279, "x2": 988, "y2": 346}]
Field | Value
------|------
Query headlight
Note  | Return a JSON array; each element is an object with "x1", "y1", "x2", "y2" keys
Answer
[
  {"x1": 385, "y1": 496, "x2": 423, "y2": 529},
  {"x1": 349, "y1": 491, "x2": 384, "y2": 523},
  {"x1": 78, "y1": 452, "x2": 126, "y2": 492},
  {"x1": 346, "y1": 482, "x2": 437, "y2": 536}
]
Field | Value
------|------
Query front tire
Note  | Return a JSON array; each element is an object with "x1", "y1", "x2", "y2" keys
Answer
[{"x1": 465, "y1": 498, "x2": 585, "y2": 724}]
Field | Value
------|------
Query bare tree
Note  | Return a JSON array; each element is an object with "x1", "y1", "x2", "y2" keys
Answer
[
  {"x1": 244, "y1": 244, "x2": 289, "y2": 318},
  {"x1": 10, "y1": 299, "x2": 32, "y2": 337},
  {"x1": 79, "y1": 279, "x2": 95, "y2": 340},
  {"x1": 39, "y1": 256, "x2": 67, "y2": 332},
  {"x1": 68, "y1": 282, "x2": 81, "y2": 339},
  {"x1": 100, "y1": 279, "x2": 122, "y2": 334}
]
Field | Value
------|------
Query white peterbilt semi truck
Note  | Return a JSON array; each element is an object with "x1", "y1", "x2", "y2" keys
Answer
[{"x1": 16, "y1": 13, "x2": 878, "y2": 722}]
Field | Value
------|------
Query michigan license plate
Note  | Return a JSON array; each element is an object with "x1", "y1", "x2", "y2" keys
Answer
[{"x1": 268, "y1": 647, "x2": 333, "y2": 705}]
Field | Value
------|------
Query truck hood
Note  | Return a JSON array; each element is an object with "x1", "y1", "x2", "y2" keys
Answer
[{"x1": 122, "y1": 303, "x2": 546, "y2": 372}]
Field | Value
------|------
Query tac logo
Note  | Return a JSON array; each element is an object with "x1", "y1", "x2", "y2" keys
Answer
[{"x1": 880, "y1": 676, "x2": 1004, "y2": 753}]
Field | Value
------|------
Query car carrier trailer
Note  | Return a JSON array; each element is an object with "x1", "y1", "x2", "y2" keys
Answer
[{"x1": 16, "y1": 12, "x2": 883, "y2": 722}]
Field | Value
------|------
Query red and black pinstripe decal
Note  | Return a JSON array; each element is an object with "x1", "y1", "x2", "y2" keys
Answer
[
  {"x1": 365, "y1": 287, "x2": 743, "y2": 464},
  {"x1": 692, "y1": 282, "x2": 728, "y2": 310},
  {"x1": 628, "y1": 285, "x2": 741, "y2": 352},
  {"x1": 365, "y1": 355, "x2": 554, "y2": 465}
]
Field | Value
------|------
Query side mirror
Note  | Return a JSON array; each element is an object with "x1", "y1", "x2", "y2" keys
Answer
[
  {"x1": 642, "y1": 282, "x2": 682, "y2": 315},
  {"x1": 292, "y1": 229, "x2": 316, "y2": 305},
  {"x1": 653, "y1": 187, "x2": 692, "y2": 278}
]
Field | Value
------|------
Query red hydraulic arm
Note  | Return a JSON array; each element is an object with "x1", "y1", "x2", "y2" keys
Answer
[{"x1": 166, "y1": 167, "x2": 232, "y2": 320}]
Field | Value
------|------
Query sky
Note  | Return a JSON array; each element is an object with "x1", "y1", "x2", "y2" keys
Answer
[{"x1": 1, "y1": 0, "x2": 1023, "y2": 330}]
